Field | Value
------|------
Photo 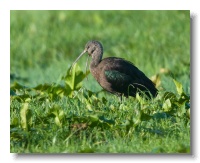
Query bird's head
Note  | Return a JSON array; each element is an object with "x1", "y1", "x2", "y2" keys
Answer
[
  {"x1": 84, "y1": 40, "x2": 103, "y2": 58},
  {"x1": 71, "y1": 40, "x2": 103, "y2": 71}
]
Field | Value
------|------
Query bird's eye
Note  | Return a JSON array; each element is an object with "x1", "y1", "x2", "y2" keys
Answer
[{"x1": 91, "y1": 47, "x2": 96, "y2": 53}]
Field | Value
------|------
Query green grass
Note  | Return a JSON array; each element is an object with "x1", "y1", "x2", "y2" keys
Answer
[{"x1": 10, "y1": 10, "x2": 190, "y2": 153}]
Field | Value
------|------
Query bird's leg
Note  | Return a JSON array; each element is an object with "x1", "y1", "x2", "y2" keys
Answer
[{"x1": 119, "y1": 94, "x2": 123, "y2": 103}]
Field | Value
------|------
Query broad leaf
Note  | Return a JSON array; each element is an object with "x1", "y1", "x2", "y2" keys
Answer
[
  {"x1": 162, "y1": 99, "x2": 171, "y2": 111},
  {"x1": 62, "y1": 63, "x2": 89, "y2": 97},
  {"x1": 20, "y1": 103, "x2": 32, "y2": 131},
  {"x1": 173, "y1": 79, "x2": 183, "y2": 95}
]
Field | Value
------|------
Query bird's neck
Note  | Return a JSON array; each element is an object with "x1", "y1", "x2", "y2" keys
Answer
[
  {"x1": 89, "y1": 54, "x2": 102, "y2": 83},
  {"x1": 90, "y1": 49, "x2": 103, "y2": 68}
]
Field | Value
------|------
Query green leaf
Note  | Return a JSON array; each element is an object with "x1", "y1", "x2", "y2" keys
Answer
[
  {"x1": 20, "y1": 103, "x2": 32, "y2": 131},
  {"x1": 10, "y1": 117, "x2": 19, "y2": 127},
  {"x1": 163, "y1": 92, "x2": 177, "y2": 101},
  {"x1": 153, "y1": 112, "x2": 168, "y2": 119},
  {"x1": 10, "y1": 82, "x2": 28, "y2": 91},
  {"x1": 173, "y1": 79, "x2": 183, "y2": 95},
  {"x1": 62, "y1": 63, "x2": 89, "y2": 97},
  {"x1": 186, "y1": 109, "x2": 190, "y2": 118},
  {"x1": 177, "y1": 102, "x2": 186, "y2": 117},
  {"x1": 141, "y1": 112, "x2": 152, "y2": 121},
  {"x1": 50, "y1": 105, "x2": 64, "y2": 127},
  {"x1": 99, "y1": 116, "x2": 115, "y2": 125},
  {"x1": 136, "y1": 93, "x2": 145, "y2": 105},
  {"x1": 55, "y1": 117, "x2": 62, "y2": 127},
  {"x1": 88, "y1": 115, "x2": 99, "y2": 122},
  {"x1": 79, "y1": 146, "x2": 95, "y2": 153},
  {"x1": 162, "y1": 99, "x2": 172, "y2": 111}
]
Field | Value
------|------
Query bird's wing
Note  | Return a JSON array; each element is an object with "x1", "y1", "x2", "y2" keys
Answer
[
  {"x1": 104, "y1": 69, "x2": 134, "y2": 94},
  {"x1": 103, "y1": 57, "x2": 145, "y2": 82},
  {"x1": 105, "y1": 70, "x2": 133, "y2": 84}
]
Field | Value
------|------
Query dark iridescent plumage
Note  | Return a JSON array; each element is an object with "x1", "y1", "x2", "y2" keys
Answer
[{"x1": 71, "y1": 40, "x2": 157, "y2": 99}]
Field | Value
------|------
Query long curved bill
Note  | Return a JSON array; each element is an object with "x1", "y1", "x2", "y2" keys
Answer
[{"x1": 70, "y1": 49, "x2": 87, "y2": 72}]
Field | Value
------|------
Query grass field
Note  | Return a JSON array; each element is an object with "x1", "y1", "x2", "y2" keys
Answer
[{"x1": 10, "y1": 10, "x2": 190, "y2": 153}]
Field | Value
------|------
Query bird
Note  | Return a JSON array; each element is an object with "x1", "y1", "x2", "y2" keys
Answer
[{"x1": 71, "y1": 40, "x2": 158, "y2": 100}]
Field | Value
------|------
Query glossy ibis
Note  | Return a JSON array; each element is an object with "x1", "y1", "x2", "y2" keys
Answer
[{"x1": 71, "y1": 40, "x2": 158, "y2": 99}]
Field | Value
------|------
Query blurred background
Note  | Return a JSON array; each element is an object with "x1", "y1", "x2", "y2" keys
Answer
[{"x1": 10, "y1": 10, "x2": 190, "y2": 94}]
